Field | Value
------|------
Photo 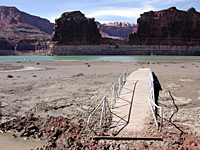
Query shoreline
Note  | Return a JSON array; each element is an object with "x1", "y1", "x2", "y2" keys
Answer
[
  {"x1": 0, "y1": 55, "x2": 200, "y2": 64},
  {"x1": 0, "y1": 60, "x2": 200, "y2": 149}
]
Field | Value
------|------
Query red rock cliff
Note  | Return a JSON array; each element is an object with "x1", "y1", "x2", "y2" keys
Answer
[
  {"x1": 0, "y1": 6, "x2": 53, "y2": 52},
  {"x1": 129, "y1": 7, "x2": 200, "y2": 46},
  {"x1": 52, "y1": 11, "x2": 102, "y2": 45}
]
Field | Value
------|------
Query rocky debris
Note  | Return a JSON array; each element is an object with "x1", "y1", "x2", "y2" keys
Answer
[
  {"x1": 0, "y1": 6, "x2": 53, "y2": 52},
  {"x1": 7, "y1": 74, "x2": 14, "y2": 78},
  {"x1": 0, "y1": 115, "x2": 112, "y2": 149},
  {"x1": 52, "y1": 11, "x2": 102, "y2": 45},
  {"x1": 129, "y1": 7, "x2": 200, "y2": 46},
  {"x1": 1, "y1": 114, "x2": 200, "y2": 149},
  {"x1": 97, "y1": 22, "x2": 136, "y2": 39}
]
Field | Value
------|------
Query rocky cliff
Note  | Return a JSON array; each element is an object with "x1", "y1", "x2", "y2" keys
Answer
[
  {"x1": 0, "y1": 6, "x2": 53, "y2": 52},
  {"x1": 129, "y1": 7, "x2": 200, "y2": 46},
  {"x1": 97, "y1": 22, "x2": 136, "y2": 39},
  {"x1": 0, "y1": 37, "x2": 13, "y2": 50},
  {"x1": 0, "y1": 38, "x2": 15, "y2": 55},
  {"x1": 52, "y1": 11, "x2": 102, "y2": 45}
]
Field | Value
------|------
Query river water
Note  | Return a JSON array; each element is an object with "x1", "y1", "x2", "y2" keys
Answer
[{"x1": 0, "y1": 55, "x2": 200, "y2": 62}]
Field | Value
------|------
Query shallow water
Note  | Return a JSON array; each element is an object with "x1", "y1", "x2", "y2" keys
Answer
[
  {"x1": 0, "y1": 133, "x2": 46, "y2": 150},
  {"x1": 0, "y1": 66, "x2": 44, "y2": 73},
  {"x1": 48, "y1": 108, "x2": 70, "y2": 117},
  {"x1": 187, "y1": 104, "x2": 200, "y2": 109},
  {"x1": 0, "y1": 55, "x2": 200, "y2": 62},
  {"x1": 39, "y1": 84, "x2": 56, "y2": 90}
]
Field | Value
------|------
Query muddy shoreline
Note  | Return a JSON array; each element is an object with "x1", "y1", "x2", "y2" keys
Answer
[{"x1": 0, "y1": 60, "x2": 200, "y2": 149}]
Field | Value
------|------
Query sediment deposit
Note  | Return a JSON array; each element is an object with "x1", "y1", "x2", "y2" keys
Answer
[
  {"x1": 51, "y1": 45, "x2": 200, "y2": 56},
  {"x1": 0, "y1": 60, "x2": 200, "y2": 149}
]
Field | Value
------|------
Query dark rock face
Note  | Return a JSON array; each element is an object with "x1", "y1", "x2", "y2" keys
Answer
[
  {"x1": 0, "y1": 6, "x2": 53, "y2": 52},
  {"x1": 52, "y1": 11, "x2": 102, "y2": 45},
  {"x1": 129, "y1": 7, "x2": 200, "y2": 46},
  {"x1": 0, "y1": 38, "x2": 13, "y2": 50},
  {"x1": 14, "y1": 38, "x2": 50, "y2": 51},
  {"x1": 97, "y1": 22, "x2": 136, "y2": 39},
  {"x1": 0, "y1": 38, "x2": 15, "y2": 55}
]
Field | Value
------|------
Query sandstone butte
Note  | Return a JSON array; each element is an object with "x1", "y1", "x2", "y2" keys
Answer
[
  {"x1": 52, "y1": 11, "x2": 102, "y2": 45},
  {"x1": 129, "y1": 7, "x2": 200, "y2": 46},
  {"x1": 52, "y1": 7, "x2": 200, "y2": 47}
]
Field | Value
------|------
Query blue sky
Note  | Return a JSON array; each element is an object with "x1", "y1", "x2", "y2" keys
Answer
[{"x1": 1, "y1": 0, "x2": 200, "y2": 23}]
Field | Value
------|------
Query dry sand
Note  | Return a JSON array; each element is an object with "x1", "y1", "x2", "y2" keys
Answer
[{"x1": 0, "y1": 59, "x2": 200, "y2": 149}]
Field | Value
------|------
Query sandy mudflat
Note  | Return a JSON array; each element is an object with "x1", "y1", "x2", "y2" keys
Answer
[{"x1": 0, "y1": 59, "x2": 200, "y2": 149}]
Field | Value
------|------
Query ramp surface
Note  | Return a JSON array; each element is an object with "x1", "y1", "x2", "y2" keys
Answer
[{"x1": 111, "y1": 68, "x2": 152, "y2": 136}]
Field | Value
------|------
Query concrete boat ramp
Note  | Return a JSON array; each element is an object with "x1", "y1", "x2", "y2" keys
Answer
[
  {"x1": 88, "y1": 68, "x2": 162, "y2": 140},
  {"x1": 110, "y1": 68, "x2": 153, "y2": 137}
]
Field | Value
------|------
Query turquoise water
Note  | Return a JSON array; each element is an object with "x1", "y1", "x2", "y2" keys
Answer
[{"x1": 0, "y1": 55, "x2": 200, "y2": 62}]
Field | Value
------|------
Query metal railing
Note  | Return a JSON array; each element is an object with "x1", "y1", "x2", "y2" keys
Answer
[
  {"x1": 87, "y1": 71, "x2": 128, "y2": 128},
  {"x1": 148, "y1": 71, "x2": 163, "y2": 131}
]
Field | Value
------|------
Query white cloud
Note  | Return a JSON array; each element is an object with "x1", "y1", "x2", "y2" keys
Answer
[
  {"x1": 49, "y1": 16, "x2": 58, "y2": 23},
  {"x1": 141, "y1": 0, "x2": 160, "y2": 5},
  {"x1": 180, "y1": 3, "x2": 194, "y2": 10},
  {"x1": 46, "y1": 0, "x2": 197, "y2": 23},
  {"x1": 47, "y1": 12, "x2": 63, "y2": 23},
  {"x1": 86, "y1": 6, "x2": 154, "y2": 19}
]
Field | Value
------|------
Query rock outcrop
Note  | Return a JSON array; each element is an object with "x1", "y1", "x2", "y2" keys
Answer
[
  {"x1": 97, "y1": 22, "x2": 136, "y2": 39},
  {"x1": 13, "y1": 38, "x2": 51, "y2": 51},
  {"x1": 129, "y1": 7, "x2": 200, "y2": 46},
  {"x1": 0, "y1": 6, "x2": 53, "y2": 52},
  {"x1": 52, "y1": 11, "x2": 102, "y2": 45},
  {"x1": 0, "y1": 37, "x2": 13, "y2": 50},
  {"x1": 0, "y1": 37, "x2": 15, "y2": 55}
]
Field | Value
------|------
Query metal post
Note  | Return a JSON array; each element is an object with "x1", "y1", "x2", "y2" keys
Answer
[
  {"x1": 118, "y1": 77, "x2": 121, "y2": 96},
  {"x1": 159, "y1": 108, "x2": 163, "y2": 132},
  {"x1": 100, "y1": 98, "x2": 106, "y2": 128},
  {"x1": 111, "y1": 84, "x2": 116, "y2": 112},
  {"x1": 123, "y1": 72, "x2": 126, "y2": 87},
  {"x1": 87, "y1": 98, "x2": 104, "y2": 126},
  {"x1": 149, "y1": 99, "x2": 158, "y2": 126},
  {"x1": 88, "y1": 70, "x2": 129, "y2": 128}
]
